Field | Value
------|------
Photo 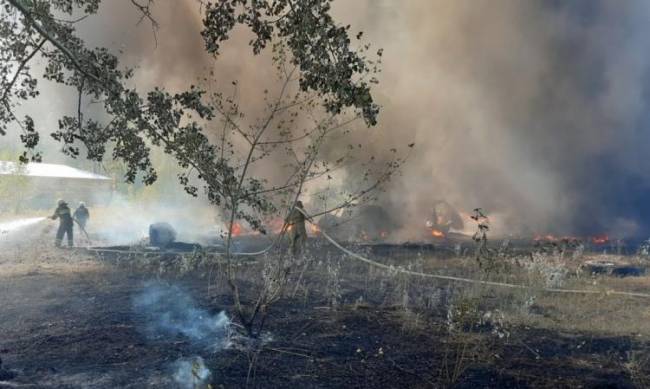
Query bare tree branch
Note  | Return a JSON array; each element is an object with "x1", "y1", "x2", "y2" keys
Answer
[
  {"x1": 307, "y1": 167, "x2": 396, "y2": 219},
  {"x1": 129, "y1": 0, "x2": 159, "y2": 47},
  {"x1": 258, "y1": 115, "x2": 358, "y2": 145},
  {"x1": 77, "y1": 77, "x2": 85, "y2": 134},
  {"x1": 52, "y1": 14, "x2": 90, "y2": 24},
  {"x1": 6, "y1": 0, "x2": 105, "y2": 85}
]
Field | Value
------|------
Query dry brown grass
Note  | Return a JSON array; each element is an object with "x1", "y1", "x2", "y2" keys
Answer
[{"x1": 373, "y1": 248, "x2": 650, "y2": 340}]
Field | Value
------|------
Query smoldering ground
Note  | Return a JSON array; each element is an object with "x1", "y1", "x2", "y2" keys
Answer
[
  {"x1": 5, "y1": 0, "x2": 650, "y2": 239},
  {"x1": 132, "y1": 281, "x2": 230, "y2": 350},
  {"x1": 133, "y1": 282, "x2": 229, "y2": 388},
  {"x1": 172, "y1": 356, "x2": 212, "y2": 389}
]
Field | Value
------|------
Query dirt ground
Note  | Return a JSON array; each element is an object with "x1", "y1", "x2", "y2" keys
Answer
[{"x1": 1, "y1": 223, "x2": 650, "y2": 388}]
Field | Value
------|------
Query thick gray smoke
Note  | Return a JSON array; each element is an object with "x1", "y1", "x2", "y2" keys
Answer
[
  {"x1": 7, "y1": 0, "x2": 650, "y2": 238},
  {"x1": 133, "y1": 282, "x2": 230, "y2": 350},
  {"x1": 329, "y1": 0, "x2": 650, "y2": 238}
]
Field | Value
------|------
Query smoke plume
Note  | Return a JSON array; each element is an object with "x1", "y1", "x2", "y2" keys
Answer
[
  {"x1": 8, "y1": 0, "x2": 650, "y2": 238},
  {"x1": 329, "y1": 0, "x2": 650, "y2": 238}
]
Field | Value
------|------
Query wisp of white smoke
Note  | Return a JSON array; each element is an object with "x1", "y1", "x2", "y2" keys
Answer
[
  {"x1": 172, "y1": 356, "x2": 212, "y2": 389},
  {"x1": 133, "y1": 282, "x2": 230, "y2": 351}
]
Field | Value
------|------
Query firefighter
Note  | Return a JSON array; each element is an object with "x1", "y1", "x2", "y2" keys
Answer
[
  {"x1": 286, "y1": 200, "x2": 308, "y2": 259},
  {"x1": 51, "y1": 199, "x2": 73, "y2": 247},
  {"x1": 73, "y1": 202, "x2": 90, "y2": 230}
]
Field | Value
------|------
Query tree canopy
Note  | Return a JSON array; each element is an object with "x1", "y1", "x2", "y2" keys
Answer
[{"x1": 1, "y1": 0, "x2": 380, "y2": 171}]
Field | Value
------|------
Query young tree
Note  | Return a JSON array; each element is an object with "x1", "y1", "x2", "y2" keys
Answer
[{"x1": 187, "y1": 42, "x2": 402, "y2": 336}]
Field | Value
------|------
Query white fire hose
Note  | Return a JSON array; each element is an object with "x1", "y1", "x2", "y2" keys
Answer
[
  {"x1": 231, "y1": 243, "x2": 278, "y2": 257},
  {"x1": 296, "y1": 208, "x2": 650, "y2": 300}
]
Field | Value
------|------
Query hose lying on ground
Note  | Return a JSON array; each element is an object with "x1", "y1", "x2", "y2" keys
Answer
[{"x1": 296, "y1": 208, "x2": 650, "y2": 299}]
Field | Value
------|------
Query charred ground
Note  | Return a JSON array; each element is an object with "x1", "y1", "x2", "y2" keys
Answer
[{"x1": 1, "y1": 226, "x2": 650, "y2": 388}]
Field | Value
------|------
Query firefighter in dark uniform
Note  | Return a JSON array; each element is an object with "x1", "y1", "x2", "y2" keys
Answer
[
  {"x1": 73, "y1": 202, "x2": 90, "y2": 230},
  {"x1": 51, "y1": 199, "x2": 73, "y2": 247},
  {"x1": 286, "y1": 200, "x2": 308, "y2": 259}
]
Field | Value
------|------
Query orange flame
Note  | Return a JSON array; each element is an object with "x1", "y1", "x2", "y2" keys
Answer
[
  {"x1": 431, "y1": 229, "x2": 445, "y2": 238},
  {"x1": 310, "y1": 224, "x2": 320, "y2": 234},
  {"x1": 534, "y1": 234, "x2": 558, "y2": 242},
  {"x1": 591, "y1": 234, "x2": 609, "y2": 245},
  {"x1": 230, "y1": 222, "x2": 242, "y2": 237}
]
